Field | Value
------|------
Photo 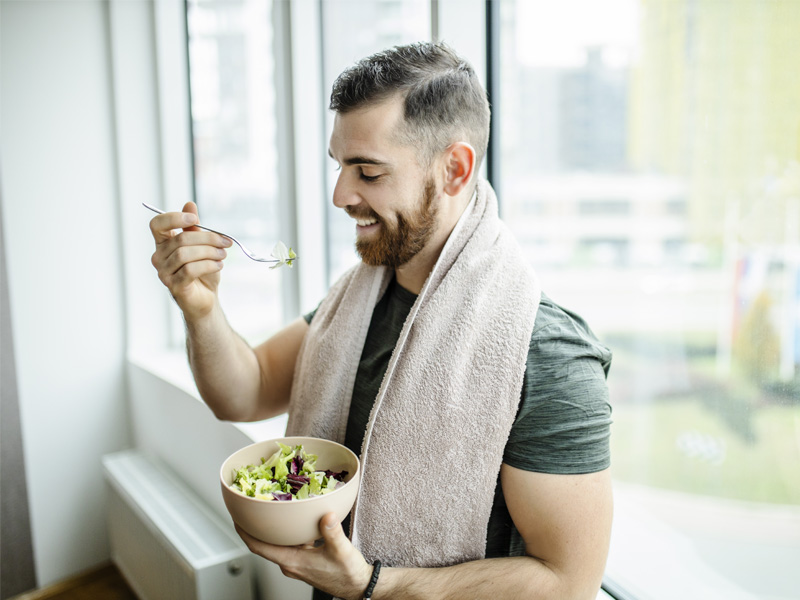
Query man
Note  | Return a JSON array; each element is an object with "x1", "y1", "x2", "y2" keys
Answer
[{"x1": 149, "y1": 42, "x2": 613, "y2": 600}]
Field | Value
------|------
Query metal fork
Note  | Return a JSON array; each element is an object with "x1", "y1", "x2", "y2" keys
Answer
[{"x1": 142, "y1": 202, "x2": 294, "y2": 264}]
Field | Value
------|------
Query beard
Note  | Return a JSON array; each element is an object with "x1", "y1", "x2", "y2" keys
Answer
[{"x1": 348, "y1": 178, "x2": 438, "y2": 268}]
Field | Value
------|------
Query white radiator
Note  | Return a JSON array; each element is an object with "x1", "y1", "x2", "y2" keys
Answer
[{"x1": 102, "y1": 450, "x2": 253, "y2": 600}]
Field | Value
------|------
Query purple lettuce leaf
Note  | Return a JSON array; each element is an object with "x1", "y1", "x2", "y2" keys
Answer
[{"x1": 323, "y1": 469, "x2": 348, "y2": 482}]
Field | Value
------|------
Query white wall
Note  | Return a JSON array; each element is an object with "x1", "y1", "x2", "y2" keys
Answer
[{"x1": 0, "y1": 0, "x2": 131, "y2": 587}]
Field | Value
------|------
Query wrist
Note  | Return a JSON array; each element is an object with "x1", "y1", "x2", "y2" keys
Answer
[
  {"x1": 368, "y1": 566, "x2": 401, "y2": 600},
  {"x1": 361, "y1": 560, "x2": 382, "y2": 599},
  {"x1": 173, "y1": 284, "x2": 221, "y2": 325},
  {"x1": 183, "y1": 300, "x2": 223, "y2": 333}
]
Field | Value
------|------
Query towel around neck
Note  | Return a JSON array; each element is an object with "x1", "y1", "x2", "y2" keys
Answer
[{"x1": 286, "y1": 179, "x2": 541, "y2": 567}]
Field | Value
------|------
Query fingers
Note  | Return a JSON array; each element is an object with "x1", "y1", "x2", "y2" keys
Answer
[
  {"x1": 234, "y1": 523, "x2": 299, "y2": 566},
  {"x1": 155, "y1": 253, "x2": 224, "y2": 292},
  {"x1": 151, "y1": 230, "x2": 225, "y2": 280},
  {"x1": 146, "y1": 202, "x2": 236, "y2": 319},
  {"x1": 235, "y1": 518, "x2": 371, "y2": 597},
  {"x1": 155, "y1": 231, "x2": 228, "y2": 269},
  {"x1": 148, "y1": 207, "x2": 198, "y2": 244},
  {"x1": 148, "y1": 202, "x2": 232, "y2": 266}
]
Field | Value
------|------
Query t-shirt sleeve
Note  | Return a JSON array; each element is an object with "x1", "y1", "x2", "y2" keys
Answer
[
  {"x1": 303, "y1": 307, "x2": 318, "y2": 325},
  {"x1": 503, "y1": 296, "x2": 613, "y2": 475}
]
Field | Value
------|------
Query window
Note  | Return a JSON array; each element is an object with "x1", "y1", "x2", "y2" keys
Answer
[
  {"x1": 186, "y1": 0, "x2": 284, "y2": 344},
  {"x1": 496, "y1": 1, "x2": 800, "y2": 598}
]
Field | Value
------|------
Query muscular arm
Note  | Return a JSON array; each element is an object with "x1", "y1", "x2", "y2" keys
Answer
[
  {"x1": 371, "y1": 465, "x2": 613, "y2": 600},
  {"x1": 243, "y1": 464, "x2": 613, "y2": 600},
  {"x1": 149, "y1": 202, "x2": 308, "y2": 422},
  {"x1": 187, "y1": 311, "x2": 307, "y2": 422}
]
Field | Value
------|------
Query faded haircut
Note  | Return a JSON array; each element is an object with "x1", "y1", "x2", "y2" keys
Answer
[{"x1": 329, "y1": 42, "x2": 490, "y2": 170}]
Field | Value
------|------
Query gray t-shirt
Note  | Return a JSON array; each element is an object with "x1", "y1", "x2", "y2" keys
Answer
[{"x1": 306, "y1": 276, "x2": 611, "y2": 597}]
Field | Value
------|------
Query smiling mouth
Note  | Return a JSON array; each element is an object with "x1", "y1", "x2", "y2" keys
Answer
[{"x1": 355, "y1": 217, "x2": 378, "y2": 227}]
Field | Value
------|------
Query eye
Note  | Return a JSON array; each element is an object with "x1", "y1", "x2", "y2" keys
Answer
[{"x1": 359, "y1": 169, "x2": 380, "y2": 183}]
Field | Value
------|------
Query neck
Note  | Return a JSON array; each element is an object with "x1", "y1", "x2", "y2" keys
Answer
[
  {"x1": 393, "y1": 187, "x2": 474, "y2": 294},
  {"x1": 394, "y1": 259, "x2": 434, "y2": 295}
]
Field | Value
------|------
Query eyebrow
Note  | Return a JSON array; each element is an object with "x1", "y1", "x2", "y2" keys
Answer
[{"x1": 328, "y1": 149, "x2": 390, "y2": 167}]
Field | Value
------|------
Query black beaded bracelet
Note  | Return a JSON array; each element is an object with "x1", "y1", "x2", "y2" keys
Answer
[{"x1": 362, "y1": 560, "x2": 382, "y2": 600}]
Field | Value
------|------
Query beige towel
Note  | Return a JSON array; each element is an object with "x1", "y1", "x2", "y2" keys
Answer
[{"x1": 286, "y1": 179, "x2": 541, "y2": 568}]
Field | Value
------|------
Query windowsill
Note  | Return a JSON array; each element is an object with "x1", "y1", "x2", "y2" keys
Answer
[
  {"x1": 606, "y1": 481, "x2": 800, "y2": 600},
  {"x1": 127, "y1": 347, "x2": 289, "y2": 443}
]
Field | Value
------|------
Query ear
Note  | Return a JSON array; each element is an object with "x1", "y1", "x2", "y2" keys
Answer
[{"x1": 441, "y1": 142, "x2": 476, "y2": 197}]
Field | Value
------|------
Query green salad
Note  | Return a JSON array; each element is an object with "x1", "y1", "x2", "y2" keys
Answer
[{"x1": 230, "y1": 443, "x2": 348, "y2": 502}]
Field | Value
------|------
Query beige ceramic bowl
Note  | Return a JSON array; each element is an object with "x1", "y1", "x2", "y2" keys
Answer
[{"x1": 220, "y1": 436, "x2": 360, "y2": 546}]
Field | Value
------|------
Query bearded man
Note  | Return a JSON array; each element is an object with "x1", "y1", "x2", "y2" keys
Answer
[{"x1": 149, "y1": 42, "x2": 613, "y2": 600}]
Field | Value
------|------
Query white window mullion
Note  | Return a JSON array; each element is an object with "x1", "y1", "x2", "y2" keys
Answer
[
  {"x1": 436, "y1": 0, "x2": 488, "y2": 182},
  {"x1": 437, "y1": 0, "x2": 487, "y2": 87},
  {"x1": 152, "y1": 0, "x2": 195, "y2": 212},
  {"x1": 286, "y1": 0, "x2": 328, "y2": 314},
  {"x1": 152, "y1": 0, "x2": 196, "y2": 346},
  {"x1": 272, "y1": 0, "x2": 300, "y2": 319}
]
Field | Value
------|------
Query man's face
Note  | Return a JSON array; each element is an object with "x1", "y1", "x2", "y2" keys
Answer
[{"x1": 328, "y1": 97, "x2": 440, "y2": 268}]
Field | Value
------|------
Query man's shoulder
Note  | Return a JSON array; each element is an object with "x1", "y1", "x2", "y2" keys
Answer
[
  {"x1": 531, "y1": 293, "x2": 585, "y2": 332},
  {"x1": 529, "y1": 294, "x2": 611, "y2": 362},
  {"x1": 506, "y1": 293, "x2": 613, "y2": 475}
]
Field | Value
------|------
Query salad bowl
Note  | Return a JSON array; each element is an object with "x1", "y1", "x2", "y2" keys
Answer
[{"x1": 220, "y1": 436, "x2": 360, "y2": 546}]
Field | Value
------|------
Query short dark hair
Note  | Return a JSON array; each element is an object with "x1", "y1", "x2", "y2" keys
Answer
[{"x1": 329, "y1": 42, "x2": 490, "y2": 170}]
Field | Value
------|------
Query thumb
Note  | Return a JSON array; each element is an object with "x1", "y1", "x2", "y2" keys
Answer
[
  {"x1": 181, "y1": 201, "x2": 199, "y2": 230},
  {"x1": 319, "y1": 512, "x2": 347, "y2": 548}
]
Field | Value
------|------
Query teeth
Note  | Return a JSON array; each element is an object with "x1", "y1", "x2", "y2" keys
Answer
[{"x1": 356, "y1": 218, "x2": 377, "y2": 226}]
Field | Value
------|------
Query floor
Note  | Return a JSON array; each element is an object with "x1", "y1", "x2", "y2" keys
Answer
[{"x1": 10, "y1": 564, "x2": 138, "y2": 600}]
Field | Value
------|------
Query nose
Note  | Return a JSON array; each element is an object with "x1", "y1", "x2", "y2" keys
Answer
[{"x1": 332, "y1": 170, "x2": 361, "y2": 209}]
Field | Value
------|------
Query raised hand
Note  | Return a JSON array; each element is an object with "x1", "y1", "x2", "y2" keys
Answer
[{"x1": 148, "y1": 201, "x2": 233, "y2": 321}]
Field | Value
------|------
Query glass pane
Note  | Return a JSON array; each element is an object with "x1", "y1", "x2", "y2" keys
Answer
[
  {"x1": 497, "y1": 0, "x2": 800, "y2": 598},
  {"x1": 186, "y1": 0, "x2": 283, "y2": 344},
  {"x1": 320, "y1": 0, "x2": 431, "y2": 286}
]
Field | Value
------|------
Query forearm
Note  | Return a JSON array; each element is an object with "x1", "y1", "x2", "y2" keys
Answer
[
  {"x1": 372, "y1": 555, "x2": 591, "y2": 600},
  {"x1": 185, "y1": 303, "x2": 266, "y2": 422}
]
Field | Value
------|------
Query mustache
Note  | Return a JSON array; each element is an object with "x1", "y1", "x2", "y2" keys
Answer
[{"x1": 345, "y1": 206, "x2": 381, "y2": 221}]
